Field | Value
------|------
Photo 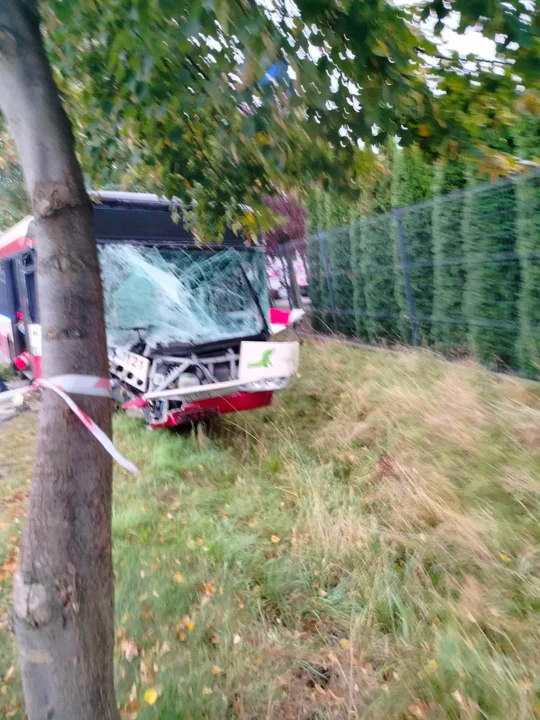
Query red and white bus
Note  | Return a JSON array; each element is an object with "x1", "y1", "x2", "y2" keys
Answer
[{"x1": 0, "y1": 193, "x2": 300, "y2": 428}]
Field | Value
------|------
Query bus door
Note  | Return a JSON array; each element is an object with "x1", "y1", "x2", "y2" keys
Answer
[{"x1": 14, "y1": 249, "x2": 40, "y2": 377}]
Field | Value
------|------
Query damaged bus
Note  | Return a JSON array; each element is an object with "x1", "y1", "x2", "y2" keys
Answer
[{"x1": 0, "y1": 192, "x2": 301, "y2": 428}]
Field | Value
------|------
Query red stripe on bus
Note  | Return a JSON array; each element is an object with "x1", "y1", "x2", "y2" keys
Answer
[{"x1": 0, "y1": 235, "x2": 33, "y2": 260}]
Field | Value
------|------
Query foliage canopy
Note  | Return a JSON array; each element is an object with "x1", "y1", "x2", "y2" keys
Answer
[{"x1": 36, "y1": 0, "x2": 539, "y2": 238}]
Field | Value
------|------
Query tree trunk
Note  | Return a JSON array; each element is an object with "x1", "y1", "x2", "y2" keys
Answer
[
  {"x1": 0, "y1": 3, "x2": 118, "y2": 719},
  {"x1": 281, "y1": 244, "x2": 304, "y2": 309}
]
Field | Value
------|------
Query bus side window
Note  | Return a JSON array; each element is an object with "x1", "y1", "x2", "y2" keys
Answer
[
  {"x1": 22, "y1": 250, "x2": 38, "y2": 323},
  {"x1": 0, "y1": 261, "x2": 11, "y2": 320}
]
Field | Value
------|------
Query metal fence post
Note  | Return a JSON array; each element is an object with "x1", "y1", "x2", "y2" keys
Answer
[
  {"x1": 318, "y1": 231, "x2": 338, "y2": 331},
  {"x1": 394, "y1": 208, "x2": 419, "y2": 346}
]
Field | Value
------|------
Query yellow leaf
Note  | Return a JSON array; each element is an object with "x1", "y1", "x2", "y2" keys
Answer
[
  {"x1": 187, "y1": 621, "x2": 195, "y2": 631},
  {"x1": 339, "y1": 638, "x2": 350, "y2": 649},
  {"x1": 212, "y1": 666, "x2": 222, "y2": 675},
  {"x1": 270, "y1": 535, "x2": 280, "y2": 544},
  {"x1": 173, "y1": 572, "x2": 185, "y2": 584},
  {"x1": 144, "y1": 689, "x2": 158, "y2": 705},
  {"x1": 318, "y1": 588, "x2": 328, "y2": 598},
  {"x1": 499, "y1": 553, "x2": 511, "y2": 563},
  {"x1": 418, "y1": 124, "x2": 430, "y2": 137},
  {"x1": 426, "y1": 658, "x2": 438, "y2": 671},
  {"x1": 202, "y1": 687, "x2": 213, "y2": 695},
  {"x1": 371, "y1": 39, "x2": 389, "y2": 57}
]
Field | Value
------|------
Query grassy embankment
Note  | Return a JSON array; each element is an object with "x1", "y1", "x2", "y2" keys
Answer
[{"x1": 1, "y1": 339, "x2": 539, "y2": 719}]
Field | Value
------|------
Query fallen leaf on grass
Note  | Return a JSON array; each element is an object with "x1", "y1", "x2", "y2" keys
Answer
[
  {"x1": 233, "y1": 633, "x2": 242, "y2": 645},
  {"x1": 0, "y1": 557, "x2": 17, "y2": 582},
  {"x1": 159, "y1": 641, "x2": 170, "y2": 655},
  {"x1": 270, "y1": 535, "x2": 280, "y2": 543},
  {"x1": 121, "y1": 639, "x2": 139, "y2": 662},
  {"x1": 177, "y1": 615, "x2": 195, "y2": 635},
  {"x1": 338, "y1": 638, "x2": 350, "y2": 649},
  {"x1": 212, "y1": 666, "x2": 222, "y2": 675},
  {"x1": 140, "y1": 659, "x2": 154, "y2": 685},
  {"x1": 408, "y1": 704, "x2": 430, "y2": 719},
  {"x1": 202, "y1": 581, "x2": 215, "y2": 596},
  {"x1": 173, "y1": 572, "x2": 185, "y2": 584},
  {"x1": 328, "y1": 690, "x2": 345, "y2": 704},
  {"x1": 202, "y1": 687, "x2": 213, "y2": 695},
  {"x1": 144, "y1": 688, "x2": 158, "y2": 705},
  {"x1": 179, "y1": 614, "x2": 191, "y2": 627}
]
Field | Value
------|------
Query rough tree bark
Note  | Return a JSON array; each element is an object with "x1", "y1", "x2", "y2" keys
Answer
[
  {"x1": 0, "y1": 2, "x2": 118, "y2": 718},
  {"x1": 280, "y1": 245, "x2": 304, "y2": 309},
  {"x1": 284, "y1": 247, "x2": 304, "y2": 310}
]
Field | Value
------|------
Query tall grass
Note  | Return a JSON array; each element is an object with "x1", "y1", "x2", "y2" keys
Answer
[{"x1": 1, "y1": 340, "x2": 539, "y2": 719}]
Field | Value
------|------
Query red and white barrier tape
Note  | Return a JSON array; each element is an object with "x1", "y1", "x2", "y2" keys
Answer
[{"x1": 0, "y1": 375, "x2": 138, "y2": 474}]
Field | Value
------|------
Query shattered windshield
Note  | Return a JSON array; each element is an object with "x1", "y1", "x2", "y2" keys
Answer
[{"x1": 99, "y1": 244, "x2": 269, "y2": 349}]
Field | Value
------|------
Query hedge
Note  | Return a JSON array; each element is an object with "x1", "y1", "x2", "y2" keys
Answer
[
  {"x1": 391, "y1": 146, "x2": 434, "y2": 344},
  {"x1": 431, "y1": 158, "x2": 468, "y2": 355}
]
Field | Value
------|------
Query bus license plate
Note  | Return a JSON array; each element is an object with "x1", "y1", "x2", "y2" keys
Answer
[{"x1": 124, "y1": 352, "x2": 150, "y2": 385}]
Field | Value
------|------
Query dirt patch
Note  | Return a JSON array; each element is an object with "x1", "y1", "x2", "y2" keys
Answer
[{"x1": 270, "y1": 651, "x2": 378, "y2": 720}]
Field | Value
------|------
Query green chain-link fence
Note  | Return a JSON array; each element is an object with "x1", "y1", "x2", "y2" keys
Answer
[{"x1": 301, "y1": 170, "x2": 540, "y2": 376}]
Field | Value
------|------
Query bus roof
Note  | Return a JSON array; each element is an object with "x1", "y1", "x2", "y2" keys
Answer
[
  {"x1": 0, "y1": 192, "x2": 251, "y2": 261},
  {"x1": 0, "y1": 216, "x2": 33, "y2": 260}
]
